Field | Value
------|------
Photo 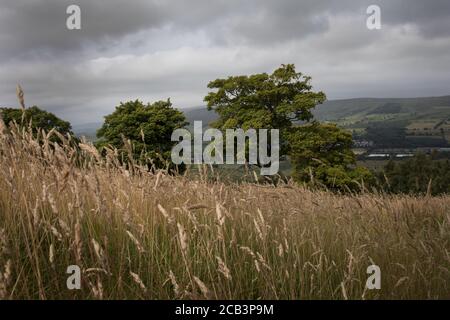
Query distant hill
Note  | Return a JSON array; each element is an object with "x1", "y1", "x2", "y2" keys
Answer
[
  {"x1": 72, "y1": 122, "x2": 102, "y2": 140},
  {"x1": 183, "y1": 106, "x2": 218, "y2": 129},
  {"x1": 181, "y1": 95, "x2": 450, "y2": 125},
  {"x1": 313, "y1": 96, "x2": 450, "y2": 121},
  {"x1": 313, "y1": 96, "x2": 450, "y2": 149},
  {"x1": 73, "y1": 96, "x2": 450, "y2": 148}
]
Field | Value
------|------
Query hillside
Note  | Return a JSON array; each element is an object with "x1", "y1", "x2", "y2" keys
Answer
[
  {"x1": 183, "y1": 106, "x2": 218, "y2": 129},
  {"x1": 313, "y1": 96, "x2": 450, "y2": 121},
  {"x1": 313, "y1": 96, "x2": 450, "y2": 149}
]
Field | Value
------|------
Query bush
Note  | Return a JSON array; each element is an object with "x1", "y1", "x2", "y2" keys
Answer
[
  {"x1": 96, "y1": 99, "x2": 188, "y2": 172},
  {"x1": 288, "y1": 123, "x2": 374, "y2": 191}
]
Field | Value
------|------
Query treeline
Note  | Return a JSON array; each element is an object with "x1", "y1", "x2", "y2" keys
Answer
[{"x1": 376, "y1": 153, "x2": 450, "y2": 195}]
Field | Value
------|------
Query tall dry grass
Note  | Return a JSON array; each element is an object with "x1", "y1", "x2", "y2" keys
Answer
[{"x1": 0, "y1": 119, "x2": 449, "y2": 299}]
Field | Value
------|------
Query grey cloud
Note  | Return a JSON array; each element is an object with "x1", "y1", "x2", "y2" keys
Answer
[
  {"x1": 0, "y1": 0, "x2": 241, "y2": 61},
  {"x1": 1, "y1": 0, "x2": 449, "y2": 60},
  {"x1": 0, "y1": 0, "x2": 167, "y2": 60},
  {"x1": 1, "y1": 0, "x2": 450, "y2": 124},
  {"x1": 380, "y1": 0, "x2": 450, "y2": 38},
  {"x1": 222, "y1": 0, "x2": 450, "y2": 45}
]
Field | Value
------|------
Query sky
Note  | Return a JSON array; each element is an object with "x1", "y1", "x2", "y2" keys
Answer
[{"x1": 1, "y1": 0, "x2": 450, "y2": 125}]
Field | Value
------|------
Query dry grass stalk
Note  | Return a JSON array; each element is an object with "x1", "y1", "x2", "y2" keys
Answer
[
  {"x1": 177, "y1": 223, "x2": 188, "y2": 256},
  {"x1": 16, "y1": 84, "x2": 25, "y2": 110},
  {"x1": 0, "y1": 113, "x2": 6, "y2": 135},
  {"x1": 0, "y1": 119, "x2": 449, "y2": 299},
  {"x1": 126, "y1": 230, "x2": 145, "y2": 253},
  {"x1": 49, "y1": 244, "x2": 55, "y2": 266},
  {"x1": 0, "y1": 260, "x2": 12, "y2": 299},
  {"x1": 193, "y1": 276, "x2": 211, "y2": 299},
  {"x1": 157, "y1": 204, "x2": 174, "y2": 225},
  {"x1": 216, "y1": 256, "x2": 232, "y2": 280},
  {"x1": 168, "y1": 270, "x2": 181, "y2": 297},
  {"x1": 130, "y1": 271, "x2": 147, "y2": 293}
]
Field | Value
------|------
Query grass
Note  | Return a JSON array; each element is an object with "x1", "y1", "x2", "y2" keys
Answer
[{"x1": 0, "y1": 120, "x2": 449, "y2": 300}]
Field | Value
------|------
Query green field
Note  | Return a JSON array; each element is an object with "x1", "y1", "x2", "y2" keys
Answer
[{"x1": 312, "y1": 96, "x2": 450, "y2": 148}]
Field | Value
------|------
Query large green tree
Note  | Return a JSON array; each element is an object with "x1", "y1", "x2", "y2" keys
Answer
[
  {"x1": 204, "y1": 64, "x2": 373, "y2": 190},
  {"x1": 205, "y1": 64, "x2": 325, "y2": 145},
  {"x1": 96, "y1": 99, "x2": 188, "y2": 171}
]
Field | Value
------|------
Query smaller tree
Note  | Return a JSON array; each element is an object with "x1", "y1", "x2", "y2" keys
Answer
[
  {"x1": 0, "y1": 106, "x2": 72, "y2": 135},
  {"x1": 96, "y1": 99, "x2": 188, "y2": 171},
  {"x1": 379, "y1": 153, "x2": 450, "y2": 195},
  {"x1": 288, "y1": 123, "x2": 373, "y2": 191}
]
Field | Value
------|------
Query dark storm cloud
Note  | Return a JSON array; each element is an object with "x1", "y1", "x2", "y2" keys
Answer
[
  {"x1": 0, "y1": 0, "x2": 167, "y2": 60},
  {"x1": 1, "y1": 0, "x2": 449, "y2": 59},
  {"x1": 0, "y1": 0, "x2": 243, "y2": 60},
  {"x1": 223, "y1": 0, "x2": 450, "y2": 44},
  {"x1": 381, "y1": 0, "x2": 450, "y2": 38}
]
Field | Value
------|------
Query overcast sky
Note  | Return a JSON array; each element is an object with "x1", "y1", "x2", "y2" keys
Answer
[{"x1": 1, "y1": 0, "x2": 450, "y2": 124}]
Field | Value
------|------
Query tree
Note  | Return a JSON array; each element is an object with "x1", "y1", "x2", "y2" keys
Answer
[
  {"x1": 204, "y1": 64, "x2": 371, "y2": 189},
  {"x1": 205, "y1": 64, "x2": 326, "y2": 154},
  {"x1": 288, "y1": 123, "x2": 373, "y2": 191},
  {"x1": 0, "y1": 106, "x2": 72, "y2": 135},
  {"x1": 96, "y1": 99, "x2": 188, "y2": 171},
  {"x1": 379, "y1": 153, "x2": 450, "y2": 195}
]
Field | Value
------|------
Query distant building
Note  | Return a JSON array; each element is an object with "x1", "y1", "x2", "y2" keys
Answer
[
  {"x1": 395, "y1": 154, "x2": 414, "y2": 158},
  {"x1": 353, "y1": 140, "x2": 374, "y2": 148},
  {"x1": 367, "y1": 153, "x2": 390, "y2": 158}
]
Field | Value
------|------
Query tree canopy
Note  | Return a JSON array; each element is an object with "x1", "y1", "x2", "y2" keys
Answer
[
  {"x1": 205, "y1": 64, "x2": 326, "y2": 133},
  {"x1": 96, "y1": 99, "x2": 188, "y2": 171},
  {"x1": 0, "y1": 106, "x2": 72, "y2": 135}
]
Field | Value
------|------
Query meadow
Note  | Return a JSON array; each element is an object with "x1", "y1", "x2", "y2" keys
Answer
[{"x1": 0, "y1": 121, "x2": 449, "y2": 300}]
